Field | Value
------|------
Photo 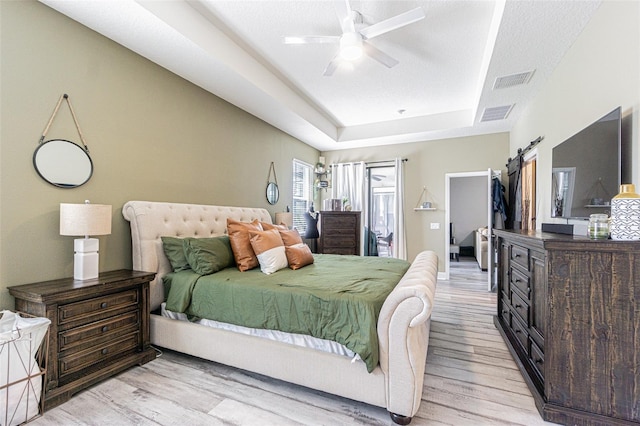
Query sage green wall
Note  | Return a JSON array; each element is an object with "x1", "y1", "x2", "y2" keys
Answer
[
  {"x1": 511, "y1": 1, "x2": 640, "y2": 229},
  {"x1": 0, "y1": 1, "x2": 318, "y2": 309},
  {"x1": 321, "y1": 133, "x2": 510, "y2": 270}
]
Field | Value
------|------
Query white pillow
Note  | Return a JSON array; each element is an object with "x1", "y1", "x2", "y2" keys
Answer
[
  {"x1": 249, "y1": 229, "x2": 288, "y2": 274},
  {"x1": 256, "y1": 245, "x2": 288, "y2": 274}
]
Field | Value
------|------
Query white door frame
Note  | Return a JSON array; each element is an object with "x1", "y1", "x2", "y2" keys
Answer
[{"x1": 445, "y1": 170, "x2": 494, "y2": 291}]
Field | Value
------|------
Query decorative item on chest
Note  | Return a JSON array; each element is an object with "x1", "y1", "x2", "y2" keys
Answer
[
  {"x1": 610, "y1": 184, "x2": 640, "y2": 240},
  {"x1": 588, "y1": 213, "x2": 609, "y2": 239}
]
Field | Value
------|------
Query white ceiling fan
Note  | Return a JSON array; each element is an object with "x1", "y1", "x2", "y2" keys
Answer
[{"x1": 283, "y1": 0, "x2": 425, "y2": 76}]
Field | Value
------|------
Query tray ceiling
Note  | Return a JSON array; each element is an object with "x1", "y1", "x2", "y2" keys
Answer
[{"x1": 39, "y1": 0, "x2": 602, "y2": 151}]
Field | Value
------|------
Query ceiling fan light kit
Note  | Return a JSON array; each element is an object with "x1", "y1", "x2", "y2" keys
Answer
[
  {"x1": 339, "y1": 32, "x2": 363, "y2": 61},
  {"x1": 284, "y1": 0, "x2": 425, "y2": 76}
]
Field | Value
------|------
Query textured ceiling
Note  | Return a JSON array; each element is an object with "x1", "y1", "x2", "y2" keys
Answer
[{"x1": 39, "y1": 0, "x2": 602, "y2": 151}]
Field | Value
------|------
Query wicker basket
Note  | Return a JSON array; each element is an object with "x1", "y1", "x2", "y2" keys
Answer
[{"x1": 0, "y1": 311, "x2": 50, "y2": 426}]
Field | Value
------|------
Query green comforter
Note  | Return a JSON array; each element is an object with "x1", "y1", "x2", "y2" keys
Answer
[{"x1": 164, "y1": 254, "x2": 410, "y2": 372}]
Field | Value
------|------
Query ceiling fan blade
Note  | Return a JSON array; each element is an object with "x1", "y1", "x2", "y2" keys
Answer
[
  {"x1": 334, "y1": 0, "x2": 355, "y2": 34},
  {"x1": 323, "y1": 57, "x2": 340, "y2": 76},
  {"x1": 283, "y1": 36, "x2": 340, "y2": 44},
  {"x1": 364, "y1": 41, "x2": 399, "y2": 68},
  {"x1": 359, "y1": 7, "x2": 425, "y2": 40}
]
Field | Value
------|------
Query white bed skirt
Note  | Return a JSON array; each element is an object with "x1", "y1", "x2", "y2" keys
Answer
[{"x1": 160, "y1": 303, "x2": 357, "y2": 360}]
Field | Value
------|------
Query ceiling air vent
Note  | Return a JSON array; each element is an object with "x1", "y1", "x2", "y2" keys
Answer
[
  {"x1": 481, "y1": 105, "x2": 513, "y2": 122},
  {"x1": 493, "y1": 70, "x2": 535, "y2": 89}
]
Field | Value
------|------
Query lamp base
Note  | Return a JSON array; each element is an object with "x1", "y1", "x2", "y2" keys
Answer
[{"x1": 74, "y1": 238, "x2": 99, "y2": 280}]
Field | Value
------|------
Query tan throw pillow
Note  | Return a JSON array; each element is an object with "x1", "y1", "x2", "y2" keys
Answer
[
  {"x1": 285, "y1": 243, "x2": 314, "y2": 270},
  {"x1": 249, "y1": 229, "x2": 288, "y2": 274},
  {"x1": 261, "y1": 221, "x2": 287, "y2": 231},
  {"x1": 227, "y1": 218, "x2": 263, "y2": 271},
  {"x1": 278, "y1": 229, "x2": 303, "y2": 247}
]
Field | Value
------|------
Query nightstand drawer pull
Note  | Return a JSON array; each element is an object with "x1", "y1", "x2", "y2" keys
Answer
[
  {"x1": 101, "y1": 348, "x2": 109, "y2": 355},
  {"x1": 102, "y1": 325, "x2": 109, "y2": 333},
  {"x1": 101, "y1": 302, "x2": 108, "y2": 308}
]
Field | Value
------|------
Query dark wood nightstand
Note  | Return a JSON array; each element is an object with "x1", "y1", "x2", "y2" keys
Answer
[{"x1": 8, "y1": 270, "x2": 157, "y2": 409}]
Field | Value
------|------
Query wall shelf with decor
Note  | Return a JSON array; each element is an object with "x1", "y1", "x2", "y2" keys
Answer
[
  {"x1": 314, "y1": 157, "x2": 330, "y2": 192},
  {"x1": 414, "y1": 186, "x2": 436, "y2": 211}
]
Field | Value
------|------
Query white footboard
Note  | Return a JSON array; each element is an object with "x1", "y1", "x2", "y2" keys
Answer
[
  {"x1": 377, "y1": 250, "x2": 438, "y2": 418},
  {"x1": 151, "y1": 314, "x2": 387, "y2": 408}
]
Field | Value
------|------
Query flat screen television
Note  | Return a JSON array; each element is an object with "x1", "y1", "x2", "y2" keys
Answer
[{"x1": 551, "y1": 107, "x2": 621, "y2": 220}]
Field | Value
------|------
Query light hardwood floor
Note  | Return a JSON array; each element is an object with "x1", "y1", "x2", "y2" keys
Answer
[{"x1": 32, "y1": 257, "x2": 556, "y2": 425}]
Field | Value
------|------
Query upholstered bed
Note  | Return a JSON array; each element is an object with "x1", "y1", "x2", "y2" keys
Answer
[{"x1": 122, "y1": 200, "x2": 438, "y2": 424}]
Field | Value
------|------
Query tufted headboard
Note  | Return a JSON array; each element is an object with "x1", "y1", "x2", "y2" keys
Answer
[{"x1": 122, "y1": 201, "x2": 273, "y2": 310}]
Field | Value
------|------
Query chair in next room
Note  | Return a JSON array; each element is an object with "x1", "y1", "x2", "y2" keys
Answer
[{"x1": 449, "y1": 223, "x2": 460, "y2": 262}]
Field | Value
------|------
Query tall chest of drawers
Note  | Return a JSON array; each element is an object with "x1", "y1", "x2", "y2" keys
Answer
[
  {"x1": 494, "y1": 230, "x2": 640, "y2": 425},
  {"x1": 8, "y1": 270, "x2": 157, "y2": 409},
  {"x1": 318, "y1": 211, "x2": 361, "y2": 255}
]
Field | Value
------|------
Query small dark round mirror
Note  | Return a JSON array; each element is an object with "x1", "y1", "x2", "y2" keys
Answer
[
  {"x1": 33, "y1": 139, "x2": 93, "y2": 188},
  {"x1": 266, "y1": 182, "x2": 279, "y2": 205}
]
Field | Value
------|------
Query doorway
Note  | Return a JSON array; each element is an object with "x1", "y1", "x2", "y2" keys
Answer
[{"x1": 445, "y1": 170, "x2": 495, "y2": 291}]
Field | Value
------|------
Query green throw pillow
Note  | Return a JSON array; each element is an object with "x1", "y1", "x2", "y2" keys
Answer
[
  {"x1": 183, "y1": 235, "x2": 235, "y2": 275},
  {"x1": 161, "y1": 236, "x2": 191, "y2": 272}
]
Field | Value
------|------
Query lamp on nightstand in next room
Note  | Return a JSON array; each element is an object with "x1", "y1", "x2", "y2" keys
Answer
[{"x1": 60, "y1": 200, "x2": 112, "y2": 280}]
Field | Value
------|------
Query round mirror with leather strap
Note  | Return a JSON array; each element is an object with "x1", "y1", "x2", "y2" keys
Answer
[
  {"x1": 34, "y1": 94, "x2": 94, "y2": 188},
  {"x1": 33, "y1": 139, "x2": 93, "y2": 188},
  {"x1": 266, "y1": 162, "x2": 279, "y2": 205}
]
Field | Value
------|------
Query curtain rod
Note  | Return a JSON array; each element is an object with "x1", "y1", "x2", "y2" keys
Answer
[
  {"x1": 329, "y1": 158, "x2": 408, "y2": 167},
  {"x1": 367, "y1": 158, "x2": 408, "y2": 165}
]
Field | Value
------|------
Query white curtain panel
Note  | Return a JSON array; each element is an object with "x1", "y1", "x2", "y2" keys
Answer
[
  {"x1": 393, "y1": 158, "x2": 407, "y2": 260},
  {"x1": 331, "y1": 162, "x2": 366, "y2": 255},
  {"x1": 331, "y1": 162, "x2": 365, "y2": 211}
]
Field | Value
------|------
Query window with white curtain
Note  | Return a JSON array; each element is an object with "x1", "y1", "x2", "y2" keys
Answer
[{"x1": 292, "y1": 159, "x2": 313, "y2": 234}]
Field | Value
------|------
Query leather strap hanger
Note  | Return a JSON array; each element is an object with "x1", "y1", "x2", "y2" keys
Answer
[
  {"x1": 267, "y1": 162, "x2": 278, "y2": 185},
  {"x1": 39, "y1": 93, "x2": 90, "y2": 153}
]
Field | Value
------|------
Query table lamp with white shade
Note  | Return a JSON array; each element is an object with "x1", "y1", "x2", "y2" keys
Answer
[{"x1": 60, "y1": 201, "x2": 112, "y2": 280}]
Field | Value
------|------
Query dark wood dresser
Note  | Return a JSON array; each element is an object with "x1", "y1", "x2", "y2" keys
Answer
[
  {"x1": 318, "y1": 211, "x2": 361, "y2": 255},
  {"x1": 8, "y1": 270, "x2": 157, "y2": 409},
  {"x1": 494, "y1": 229, "x2": 639, "y2": 425}
]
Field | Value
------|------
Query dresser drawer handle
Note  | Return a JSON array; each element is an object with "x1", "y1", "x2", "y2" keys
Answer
[
  {"x1": 100, "y1": 302, "x2": 108, "y2": 309},
  {"x1": 101, "y1": 325, "x2": 109, "y2": 333},
  {"x1": 514, "y1": 254, "x2": 521, "y2": 258},
  {"x1": 515, "y1": 329, "x2": 522, "y2": 334},
  {"x1": 502, "y1": 310, "x2": 509, "y2": 315},
  {"x1": 534, "y1": 358, "x2": 543, "y2": 364},
  {"x1": 515, "y1": 304, "x2": 522, "y2": 308},
  {"x1": 101, "y1": 348, "x2": 109, "y2": 355}
]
